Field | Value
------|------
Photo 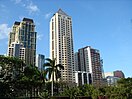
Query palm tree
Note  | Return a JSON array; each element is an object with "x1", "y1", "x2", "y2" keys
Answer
[{"x1": 44, "y1": 58, "x2": 64, "y2": 96}]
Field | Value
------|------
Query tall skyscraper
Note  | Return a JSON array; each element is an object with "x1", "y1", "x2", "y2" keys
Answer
[
  {"x1": 50, "y1": 9, "x2": 75, "y2": 83},
  {"x1": 7, "y1": 18, "x2": 37, "y2": 66},
  {"x1": 75, "y1": 46, "x2": 103, "y2": 86},
  {"x1": 36, "y1": 54, "x2": 45, "y2": 71}
]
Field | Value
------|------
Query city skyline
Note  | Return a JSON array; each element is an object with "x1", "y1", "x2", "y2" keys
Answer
[{"x1": 0, "y1": 0, "x2": 132, "y2": 77}]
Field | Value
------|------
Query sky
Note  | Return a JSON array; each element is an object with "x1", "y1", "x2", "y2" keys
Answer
[{"x1": 0, "y1": 0, "x2": 132, "y2": 77}]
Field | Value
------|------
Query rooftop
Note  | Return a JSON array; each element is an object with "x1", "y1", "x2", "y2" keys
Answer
[
  {"x1": 14, "y1": 21, "x2": 20, "y2": 25},
  {"x1": 57, "y1": 9, "x2": 68, "y2": 16},
  {"x1": 23, "y1": 18, "x2": 34, "y2": 23}
]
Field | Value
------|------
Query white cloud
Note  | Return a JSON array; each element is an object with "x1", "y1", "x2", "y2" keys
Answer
[
  {"x1": 11, "y1": 0, "x2": 39, "y2": 14},
  {"x1": 11, "y1": 0, "x2": 26, "y2": 7},
  {"x1": 45, "y1": 12, "x2": 52, "y2": 19},
  {"x1": 11, "y1": 0, "x2": 22, "y2": 4},
  {"x1": 35, "y1": 22, "x2": 40, "y2": 26},
  {"x1": 27, "y1": 2, "x2": 39, "y2": 14},
  {"x1": 22, "y1": 3, "x2": 26, "y2": 7},
  {"x1": 0, "y1": 4, "x2": 7, "y2": 12},
  {"x1": 0, "y1": 4, "x2": 6, "y2": 8},
  {"x1": 15, "y1": 0, "x2": 22, "y2": 4},
  {"x1": 0, "y1": 24, "x2": 11, "y2": 40},
  {"x1": 37, "y1": 34, "x2": 43, "y2": 40},
  {"x1": 19, "y1": 16, "x2": 24, "y2": 21}
]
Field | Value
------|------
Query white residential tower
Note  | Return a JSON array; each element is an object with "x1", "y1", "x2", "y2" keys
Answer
[{"x1": 50, "y1": 9, "x2": 75, "y2": 83}]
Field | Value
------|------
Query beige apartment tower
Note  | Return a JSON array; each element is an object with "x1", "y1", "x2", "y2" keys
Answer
[
  {"x1": 7, "y1": 18, "x2": 37, "y2": 66},
  {"x1": 50, "y1": 9, "x2": 75, "y2": 83}
]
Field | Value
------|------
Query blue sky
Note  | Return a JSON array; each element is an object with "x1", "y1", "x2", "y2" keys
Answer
[{"x1": 0, "y1": 0, "x2": 132, "y2": 77}]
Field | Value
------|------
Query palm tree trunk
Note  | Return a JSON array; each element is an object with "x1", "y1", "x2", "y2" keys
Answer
[{"x1": 51, "y1": 72, "x2": 54, "y2": 96}]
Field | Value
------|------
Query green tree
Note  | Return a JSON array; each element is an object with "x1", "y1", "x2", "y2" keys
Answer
[
  {"x1": 0, "y1": 56, "x2": 25, "y2": 97},
  {"x1": 44, "y1": 58, "x2": 64, "y2": 96},
  {"x1": 60, "y1": 87, "x2": 81, "y2": 99},
  {"x1": 79, "y1": 84, "x2": 94, "y2": 96},
  {"x1": 117, "y1": 78, "x2": 132, "y2": 98},
  {"x1": 20, "y1": 65, "x2": 44, "y2": 97}
]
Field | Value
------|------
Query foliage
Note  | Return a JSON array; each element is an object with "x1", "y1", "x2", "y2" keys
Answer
[
  {"x1": 59, "y1": 78, "x2": 132, "y2": 99},
  {"x1": 0, "y1": 56, "x2": 132, "y2": 98},
  {"x1": 39, "y1": 90, "x2": 50, "y2": 99},
  {"x1": 60, "y1": 87, "x2": 81, "y2": 99},
  {"x1": 0, "y1": 56, "x2": 25, "y2": 97},
  {"x1": 0, "y1": 56, "x2": 46, "y2": 98}
]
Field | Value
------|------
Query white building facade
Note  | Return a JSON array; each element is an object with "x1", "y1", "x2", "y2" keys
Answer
[
  {"x1": 50, "y1": 9, "x2": 75, "y2": 83},
  {"x1": 8, "y1": 42, "x2": 21, "y2": 58},
  {"x1": 7, "y1": 42, "x2": 26, "y2": 62},
  {"x1": 75, "y1": 71, "x2": 92, "y2": 86}
]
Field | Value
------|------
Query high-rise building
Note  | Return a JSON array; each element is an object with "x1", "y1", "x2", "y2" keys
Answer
[
  {"x1": 114, "y1": 70, "x2": 125, "y2": 78},
  {"x1": 50, "y1": 9, "x2": 75, "y2": 83},
  {"x1": 36, "y1": 54, "x2": 45, "y2": 71},
  {"x1": 7, "y1": 18, "x2": 37, "y2": 66},
  {"x1": 105, "y1": 70, "x2": 125, "y2": 78},
  {"x1": 75, "y1": 46, "x2": 103, "y2": 86}
]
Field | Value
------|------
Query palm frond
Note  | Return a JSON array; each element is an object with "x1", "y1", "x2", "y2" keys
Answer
[
  {"x1": 44, "y1": 63, "x2": 52, "y2": 67},
  {"x1": 56, "y1": 64, "x2": 64, "y2": 70},
  {"x1": 45, "y1": 68, "x2": 53, "y2": 80},
  {"x1": 42, "y1": 71, "x2": 48, "y2": 81},
  {"x1": 45, "y1": 58, "x2": 52, "y2": 63},
  {"x1": 52, "y1": 58, "x2": 56, "y2": 66},
  {"x1": 55, "y1": 69, "x2": 61, "y2": 80}
]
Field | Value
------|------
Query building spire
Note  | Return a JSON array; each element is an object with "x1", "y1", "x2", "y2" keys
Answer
[{"x1": 57, "y1": 9, "x2": 68, "y2": 16}]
